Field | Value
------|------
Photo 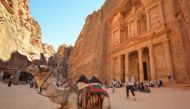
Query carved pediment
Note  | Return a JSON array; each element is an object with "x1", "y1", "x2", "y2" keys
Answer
[{"x1": 112, "y1": 12, "x2": 124, "y2": 25}]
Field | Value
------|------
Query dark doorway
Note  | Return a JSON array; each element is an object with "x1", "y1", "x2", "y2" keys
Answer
[
  {"x1": 121, "y1": 55, "x2": 125, "y2": 83},
  {"x1": 137, "y1": 63, "x2": 140, "y2": 81},
  {"x1": 143, "y1": 62, "x2": 148, "y2": 80}
]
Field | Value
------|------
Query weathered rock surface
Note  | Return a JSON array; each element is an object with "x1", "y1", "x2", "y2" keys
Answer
[
  {"x1": 42, "y1": 43, "x2": 55, "y2": 58},
  {"x1": 48, "y1": 44, "x2": 72, "y2": 82},
  {"x1": 56, "y1": 44, "x2": 72, "y2": 81},
  {"x1": 67, "y1": 0, "x2": 190, "y2": 83},
  {"x1": 0, "y1": 0, "x2": 54, "y2": 70},
  {"x1": 67, "y1": 0, "x2": 123, "y2": 81}
]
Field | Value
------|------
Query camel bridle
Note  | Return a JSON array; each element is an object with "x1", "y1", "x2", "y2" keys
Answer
[
  {"x1": 34, "y1": 66, "x2": 67, "y2": 98},
  {"x1": 37, "y1": 73, "x2": 52, "y2": 94}
]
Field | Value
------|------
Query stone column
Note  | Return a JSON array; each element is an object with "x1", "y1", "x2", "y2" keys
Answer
[
  {"x1": 158, "y1": 0, "x2": 165, "y2": 24},
  {"x1": 148, "y1": 45, "x2": 156, "y2": 80},
  {"x1": 138, "y1": 49, "x2": 144, "y2": 82},
  {"x1": 125, "y1": 53, "x2": 129, "y2": 78},
  {"x1": 163, "y1": 40, "x2": 174, "y2": 79},
  {"x1": 128, "y1": 22, "x2": 131, "y2": 39},
  {"x1": 146, "y1": 10, "x2": 151, "y2": 30},
  {"x1": 118, "y1": 55, "x2": 121, "y2": 81},
  {"x1": 135, "y1": 20, "x2": 138, "y2": 36},
  {"x1": 110, "y1": 56, "x2": 114, "y2": 82}
]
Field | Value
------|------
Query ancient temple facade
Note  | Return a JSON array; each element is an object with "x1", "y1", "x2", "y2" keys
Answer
[
  {"x1": 68, "y1": 0, "x2": 190, "y2": 84},
  {"x1": 107, "y1": 0, "x2": 190, "y2": 83}
]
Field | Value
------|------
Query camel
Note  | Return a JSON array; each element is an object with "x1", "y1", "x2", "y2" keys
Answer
[{"x1": 27, "y1": 64, "x2": 110, "y2": 109}]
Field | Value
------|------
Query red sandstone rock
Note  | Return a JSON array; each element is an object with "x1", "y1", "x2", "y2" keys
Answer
[
  {"x1": 0, "y1": 0, "x2": 54, "y2": 70},
  {"x1": 68, "y1": 0, "x2": 190, "y2": 84}
]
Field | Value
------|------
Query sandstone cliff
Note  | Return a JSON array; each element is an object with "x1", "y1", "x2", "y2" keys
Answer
[
  {"x1": 48, "y1": 44, "x2": 72, "y2": 82},
  {"x1": 170, "y1": 0, "x2": 190, "y2": 81},
  {"x1": 0, "y1": 0, "x2": 54, "y2": 70},
  {"x1": 68, "y1": 0, "x2": 190, "y2": 83},
  {"x1": 67, "y1": 0, "x2": 124, "y2": 81}
]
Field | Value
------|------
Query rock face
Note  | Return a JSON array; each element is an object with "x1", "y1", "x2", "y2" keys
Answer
[
  {"x1": 56, "y1": 44, "x2": 72, "y2": 81},
  {"x1": 0, "y1": 0, "x2": 54, "y2": 69},
  {"x1": 42, "y1": 43, "x2": 55, "y2": 58},
  {"x1": 67, "y1": 0, "x2": 123, "y2": 81},
  {"x1": 48, "y1": 44, "x2": 72, "y2": 82},
  {"x1": 68, "y1": 0, "x2": 190, "y2": 83},
  {"x1": 0, "y1": 51, "x2": 31, "y2": 71}
]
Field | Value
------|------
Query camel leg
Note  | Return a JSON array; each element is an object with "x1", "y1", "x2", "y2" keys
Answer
[
  {"x1": 67, "y1": 93, "x2": 78, "y2": 109},
  {"x1": 102, "y1": 96, "x2": 110, "y2": 109}
]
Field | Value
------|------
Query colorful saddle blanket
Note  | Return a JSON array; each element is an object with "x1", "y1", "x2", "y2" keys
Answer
[
  {"x1": 87, "y1": 84, "x2": 108, "y2": 95},
  {"x1": 81, "y1": 83, "x2": 108, "y2": 101},
  {"x1": 77, "y1": 83, "x2": 109, "y2": 108}
]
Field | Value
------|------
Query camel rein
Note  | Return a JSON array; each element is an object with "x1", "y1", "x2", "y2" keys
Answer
[{"x1": 37, "y1": 73, "x2": 66, "y2": 98}]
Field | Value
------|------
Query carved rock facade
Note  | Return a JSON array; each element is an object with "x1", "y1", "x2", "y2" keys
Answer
[
  {"x1": 68, "y1": 0, "x2": 190, "y2": 83},
  {"x1": 68, "y1": 0, "x2": 123, "y2": 81}
]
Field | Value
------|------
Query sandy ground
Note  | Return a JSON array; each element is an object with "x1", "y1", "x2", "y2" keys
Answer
[{"x1": 0, "y1": 82, "x2": 190, "y2": 109}]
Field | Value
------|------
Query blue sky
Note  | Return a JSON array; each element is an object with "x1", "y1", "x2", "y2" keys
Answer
[{"x1": 29, "y1": 0, "x2": 105, "y2": 51}]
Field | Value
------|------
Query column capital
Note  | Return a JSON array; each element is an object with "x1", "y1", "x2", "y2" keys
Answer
[
  {"x1": 125, "y1": 52, "x2": 129, "y2": 56},
  {"x1": 148, "y1": 45, "x2": 153, "y2": 50},
  {"x1": 137, "y1": 48, "x2": 142, "y2": 52},
  {"x1": 162, "y1": 39, "x2": 169, "y2": 44},
  {"x1": 118, "y1": 54, "x2": 122, "y2": 58}
]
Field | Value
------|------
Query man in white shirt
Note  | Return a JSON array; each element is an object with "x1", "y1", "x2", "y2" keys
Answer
[
  {"x1": 112, "y1": 78, "x2": 116, "y2": 93},
  {"x1": 125, "y1": 74, "x2": 136, "y2": 101}
]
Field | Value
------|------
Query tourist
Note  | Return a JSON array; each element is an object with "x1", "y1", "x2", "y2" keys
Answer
[
  {"x1": 112, "y1": 78, "x2": 116, "y2": 93},
  {"x1": 8, "y1": 73, "x2": 14, "y2": 87},
  {"x1": 15, "y1": 71, "x2": 21, "y2": 85},
  {"x1": 118, "y1": 81, "x2": 122, "y2": 87},
  {"x1": 104, "y1": 80, "x2": 108, "y2": 89},
  {"x1": 0, "y1": 71, "x2": 4, "y2": 80},
  {"x1": 125, "y1": 74, "x2": 136, "y2": 101},
  {"x1": 139, "y1": 82, "x2": 145, "y2": 92},
  {"x1": 30, "y1": 78, "x2": 35, "y2": 88},
  {"x1": 144, "y1": 85, "x2": 151, "y2": 93},
  {"x1": 133, "y1": 82, "x2": 139, "y2": 91},
  {"x1": 159, "y1": 80, "x2": 163, "y2": 87},
  {"x1": 168, "y1": 74, "x2": 173, "y2": 82},
  {"x1": 149, "y1": 81, "x2": 155, "y2": 87}
]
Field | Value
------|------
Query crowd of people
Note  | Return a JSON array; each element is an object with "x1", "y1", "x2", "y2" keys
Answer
[
  {"x1": 133, "y1": 80, "x2": 163, "y2": 92},
  {"x1": 109, "y1": 74, "x2": 165, "y2": 101},
  {"x1": 109, "y1": 79, "x2": 163, "y2": 90}
]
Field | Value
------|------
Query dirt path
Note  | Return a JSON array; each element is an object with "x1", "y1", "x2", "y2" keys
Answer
[{"x1": 0, "y1": 82, "x2": 190, "y2": 109}]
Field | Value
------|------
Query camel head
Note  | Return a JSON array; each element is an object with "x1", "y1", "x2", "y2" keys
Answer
[
  {"x1": 27, "y1": 64, "x2": 50, "y2": 77},
  {"x1": 27, "y1": 64, "x2": 50, "y2": 81}
]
